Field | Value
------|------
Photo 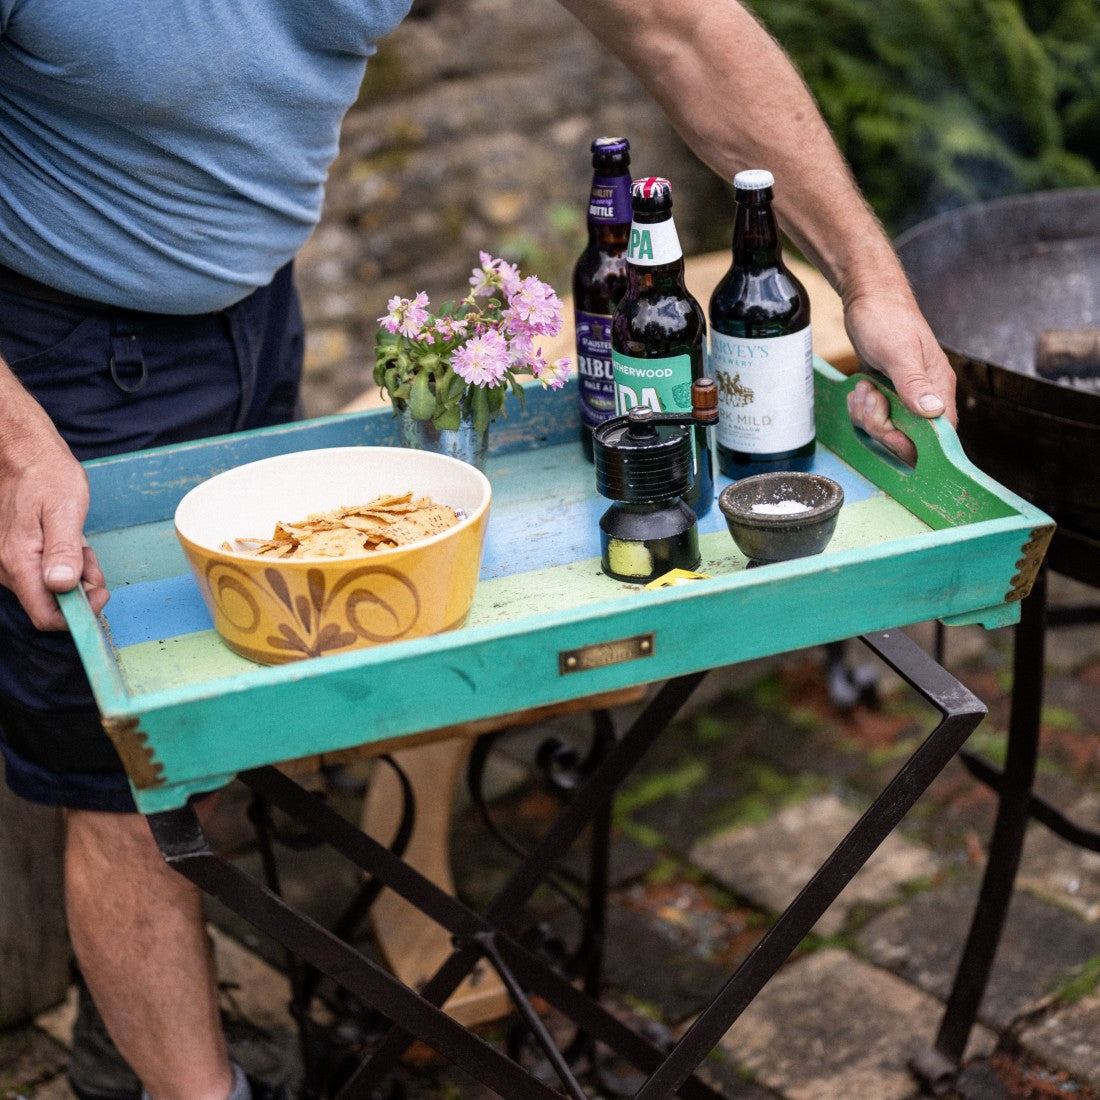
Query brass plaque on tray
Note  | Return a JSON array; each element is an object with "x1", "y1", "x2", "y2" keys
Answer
[{"x1": 559, "y1": 633, "x2": 655, "y2": 675}]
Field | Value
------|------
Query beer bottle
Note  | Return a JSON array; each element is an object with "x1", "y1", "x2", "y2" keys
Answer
[
  {"x1": 709, "y1": 169, "x2": 814, "y2": 477},
  {"x1": 611, "y1": 176, "x2": 713, "y2": 517},
  {"x1": 574, "y1": 136, "x2": 632, "y2": 460}
]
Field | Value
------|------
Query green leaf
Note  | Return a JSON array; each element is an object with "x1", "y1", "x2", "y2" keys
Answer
[
  {"x1": 408, "y1": 369, "x2": 436, "y2": 421},
  {"x1": 442, "y1": 368, "x2": 467, "y2": 401},
  {"x1": 470, "y1": 385, "x2": 491, "y2": 434},
  {"x1": 433, "y1": 404, "x2": 462, "y2": 431}
]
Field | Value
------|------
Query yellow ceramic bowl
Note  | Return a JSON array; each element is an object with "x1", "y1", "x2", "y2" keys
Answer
[{"x1": 174, "y1": 446, "x2": 491, "y2": 665}]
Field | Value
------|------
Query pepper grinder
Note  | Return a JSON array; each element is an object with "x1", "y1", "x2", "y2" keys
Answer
[{"x1": 593, "y1": 378, "x2": 718, "y2": 583}]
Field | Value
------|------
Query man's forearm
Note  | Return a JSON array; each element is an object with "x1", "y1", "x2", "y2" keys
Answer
[{"x1": 554, "y1": 0, "x2": 908, "y2": 305}]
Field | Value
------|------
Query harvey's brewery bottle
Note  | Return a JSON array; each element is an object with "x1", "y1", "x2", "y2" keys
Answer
[
  {"x1": 611, "y1": 176, "x2": 713, "y2": 517},
  {"x1": 574, "y1": 136, "x2": 632, "y2": 459},
  {"x1": 709, "y1": 169, "x2": 814, "y2": 477}
]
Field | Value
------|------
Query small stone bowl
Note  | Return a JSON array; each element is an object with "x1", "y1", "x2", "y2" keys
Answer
[{"x1": 718, "y1": 471, "x2": 844, "y2": 564}]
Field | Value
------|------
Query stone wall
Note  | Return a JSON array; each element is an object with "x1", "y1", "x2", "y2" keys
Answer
[{"x1": 295, "y1": 0, "x2": 731, "y2": 416}]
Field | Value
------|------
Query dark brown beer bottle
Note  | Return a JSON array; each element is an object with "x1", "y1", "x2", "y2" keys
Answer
[
  {"x1": 574, "y1": 136, "x2": 632, "y2": 460},
  {"x1": 709, "y1": 169, "x2": 814, "y2": 477},
  {"x1": 611, "y1": 176, "x2": 714, "y2": 517}
]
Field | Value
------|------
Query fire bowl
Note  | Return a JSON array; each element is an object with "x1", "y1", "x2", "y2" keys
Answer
[
  {"x1": 174, "y1": 446, "x2": 491, "y2": 665},
  {"x1": 718, "y1": 471, "x2": 844, "y2": 564}
]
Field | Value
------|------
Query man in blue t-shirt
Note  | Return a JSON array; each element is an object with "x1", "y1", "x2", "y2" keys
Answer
[{"x1": 0, "y1": 2, "x2": 955, "y2": 1098}]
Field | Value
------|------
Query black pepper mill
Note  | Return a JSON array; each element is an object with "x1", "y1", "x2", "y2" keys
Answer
[{"x1": 593, "y1": 378, "x2": 718, "y2": 583}]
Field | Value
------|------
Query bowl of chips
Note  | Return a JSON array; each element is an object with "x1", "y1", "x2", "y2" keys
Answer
[{"x1": 174, "y1": 446, "x2": 492, "y2": 665}]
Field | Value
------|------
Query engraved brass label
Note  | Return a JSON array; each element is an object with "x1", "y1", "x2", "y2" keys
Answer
[
  {"x1": 559, "y1": 633, "x2": 655, "y2": 675},
  {"x1": 101, "y1": 716, "x2": 165, "y2": 789}
]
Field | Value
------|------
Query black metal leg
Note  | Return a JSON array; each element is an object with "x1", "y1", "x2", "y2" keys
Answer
[
  {"x1": 632, "y1": 628, "x2": 987, "y2": 1100},
  {"x1": 149, "y1": 635, "x2": 983, "y2": 1100},
  {"x1": 148, "y1": 803, "x2": 570, "y2": 1100},
  {"x1": 237, "y1": 684, "x2": 726, "y2": 1100},
  {"x1": 332, "y1": 670, "x2": 715, "y2": 1099},
  {"x1": 911, "y1": 565, "x2": 1050, "y2": 1090}
]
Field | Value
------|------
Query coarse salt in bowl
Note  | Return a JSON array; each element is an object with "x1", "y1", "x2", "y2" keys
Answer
[{"x1": 718, "y1": 471, "x2": 844, "y2": 563}]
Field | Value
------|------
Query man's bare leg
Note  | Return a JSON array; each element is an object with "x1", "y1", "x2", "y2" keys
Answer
[{"x1": 64, "y1": 804, "x2": 234, "y2": 1100}]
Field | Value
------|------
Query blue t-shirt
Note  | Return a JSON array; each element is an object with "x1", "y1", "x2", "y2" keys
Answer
[{"x1": 0, "y1": 0, "x2": 412, "y2": 312}]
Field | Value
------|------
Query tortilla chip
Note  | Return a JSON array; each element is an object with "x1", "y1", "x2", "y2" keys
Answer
[{"x1": 227, "y1": 491, "x2": 460, "y2": 559}]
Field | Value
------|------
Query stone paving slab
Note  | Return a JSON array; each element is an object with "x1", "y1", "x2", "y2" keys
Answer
[
  {"x1": 717, "y1": 948, "x2": 996, "y2": 1100},
  {"x1": 0, "y1": 1028, "x2": 67, "y2": 1096},
  {"x1": 859, "y1": 875, "x2": 1100, "y2": 1035},
  {"x1": 690, "y1": 793, "x2": 939, "y2": 936},
  {"x1": 1017, "y1": 793, "x2": 1100, "y2": 922},
  {"x1": 1021, "y1": 993, "x2": 1100, "y2": 1092}
]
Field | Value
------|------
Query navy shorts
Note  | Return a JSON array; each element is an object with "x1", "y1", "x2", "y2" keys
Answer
[{"x1": 0, "y1": 264, "x2": 304, "y2": 812}]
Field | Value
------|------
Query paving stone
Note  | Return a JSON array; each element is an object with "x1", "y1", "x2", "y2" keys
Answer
[
  {"x1": 34, "y1": 988, "x2": 77, "y2": 1051},
  {"x1": 1020, "y1": 993, "x2": 1100, "y2": 1093},
  {"x1": 718, "y1": 948, "x2": 995, "y2": 1100},
  {"x1": 1016, "y1": 793, "x2": 1100, "y2": 921},
  {"x1": 599, "y1": 906, "x2": 734, "y2": 1025},
  {"x1": 21, "y1": 1075, "x2": 76, "y2": 1099},
  {"x1": 209, "y1": 927, "x2": 297, "y2": 1036},
  {"x1": 0, "y1": 1026, "x2": 68, "y2": 1093},
  {"x1": 690, "y1": 793, "x2": 938, "y2": 935},
  {"x1": 859, "y1": 875, "x2": 1100, "y2": 1030}
]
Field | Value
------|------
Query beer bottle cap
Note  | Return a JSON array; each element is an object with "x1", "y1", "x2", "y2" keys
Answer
[
  {"x1": 733, "y1": 169, "x2": 775, "y2": 192},
  {"x1": 630, "y1": 176, "x2": 673, "y2": 213},
  {"x1": 592, "y1": 136, "x2": 629, "y2": 155}
]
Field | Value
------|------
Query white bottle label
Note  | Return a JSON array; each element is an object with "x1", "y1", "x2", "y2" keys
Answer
[
  {"x1": 710, "y1": 326, "x2": 815, "y2": 453},
  {"x1": 627, "y1": 218, "x2": 682, "y2": 266}
]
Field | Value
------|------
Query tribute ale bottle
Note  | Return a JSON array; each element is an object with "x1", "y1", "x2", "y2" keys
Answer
[
  {"x1": 709, "y1": 169, "x2": 815, "y2": 477},
  {"x1": 574, "y1": 136, "x2": 632, "y2": 460},
  {"x1": 611, "y1": 176, "x2": 713, "y2": 517}
]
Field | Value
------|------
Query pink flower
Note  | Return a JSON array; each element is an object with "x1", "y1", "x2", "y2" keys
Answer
[
  {"x1": 469, "y1": 252, "x2": 521, "y2": 299},
  {"x1": 507, "y1": 332, "x2": 535, "y2": 368},
  {"x1": 434, "y1": 316, "x2": 469, "y2": 340},
  {"x1": 504, "y1": 277, "x2": 563, "y2": 337},
  {"x1": 451, "y1": 329, "x2": 511, "y2": 387},
  {"x1": 379, "y1": 291, "x2": 431, "y2": 338},
  {"x1": 537, "y1": 357, "x2": 573, "y2": 390},
  {"x1": 507, "y1": 335, "x2": 572, "y2": 390}
]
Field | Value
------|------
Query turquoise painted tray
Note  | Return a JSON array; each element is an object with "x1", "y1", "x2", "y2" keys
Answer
[{"x1": 60, "y1": 362, "x2": 1053, "y2": 812}]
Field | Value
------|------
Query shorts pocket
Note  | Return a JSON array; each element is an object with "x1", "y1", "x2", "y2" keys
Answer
[{"x1": 0, "y1": 290, "x2": 107, "y2": 383}]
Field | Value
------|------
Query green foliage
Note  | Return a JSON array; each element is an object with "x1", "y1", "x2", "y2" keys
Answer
[
  {"x1": 748, "y1": 0, "x2": 1100, "y2": 232},
  {"x1": 1053, "y1": 954, "x2": 1100, "y2": 1005}
]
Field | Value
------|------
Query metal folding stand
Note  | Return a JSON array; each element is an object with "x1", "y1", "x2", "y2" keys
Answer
[
  {"x1": 246, "y1": 755, "x2": 418, "y2": 1093},
  {"x1": 914, "y1": 539, "x2": 1100, "y2": 1094},
  {"x1": 148, "y1": 628, "x2": 984, "y2": 1100}
]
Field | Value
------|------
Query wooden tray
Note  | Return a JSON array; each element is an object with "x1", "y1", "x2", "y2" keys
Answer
[{"x1": 60, "y1": 363, "x2": 1053, "y2": 812}]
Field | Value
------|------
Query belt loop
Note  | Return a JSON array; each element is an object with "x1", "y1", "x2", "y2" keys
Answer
[{"x1": 108, "y1": 323, "x2": 148, "y2": 394}]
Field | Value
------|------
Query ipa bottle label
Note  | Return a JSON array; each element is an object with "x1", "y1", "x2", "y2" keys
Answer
[
  {"x1": 626, "y1": 217, "x2": 682, "y2": 266},
  {"x1": 612, "y1": 349, "x2": 695, "y2": 416},
  {"x1": 711, "y1": 327, "x2": 814, "y2": 453}
]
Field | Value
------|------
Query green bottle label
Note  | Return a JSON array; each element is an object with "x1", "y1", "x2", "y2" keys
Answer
[{"x1": 611, "y1": 349, "x2": 694, "y2": 415}]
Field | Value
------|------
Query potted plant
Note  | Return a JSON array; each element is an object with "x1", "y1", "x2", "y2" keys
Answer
[{"x1": 374, "y1": 253, "x2": 572, "y2": 467}]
